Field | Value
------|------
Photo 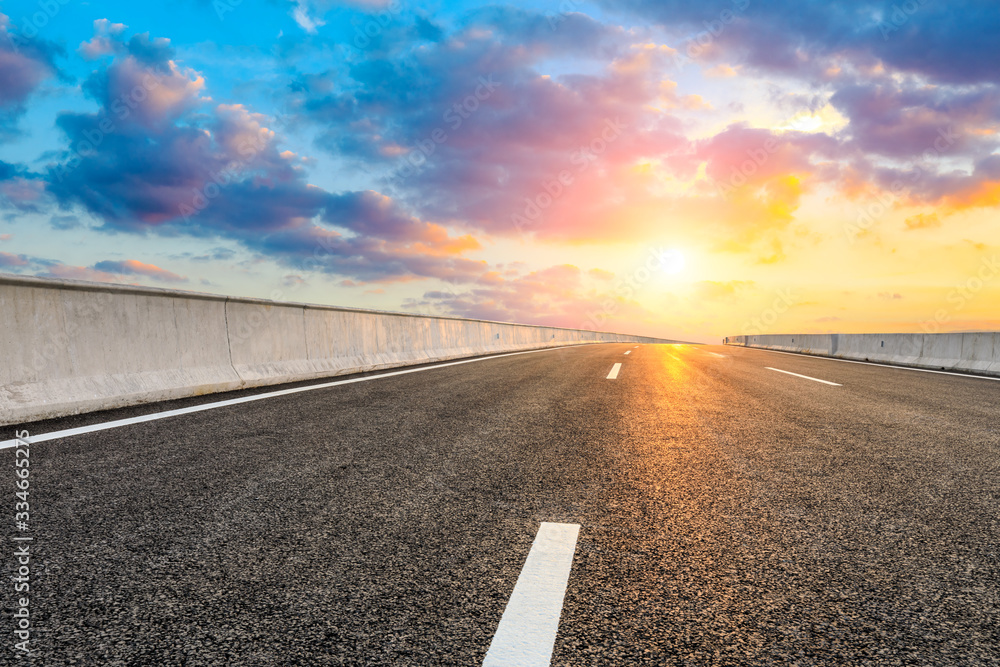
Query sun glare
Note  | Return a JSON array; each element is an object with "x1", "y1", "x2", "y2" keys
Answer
[{"x1": 659, "y1": 248, "x2": 686, "y2": 275}]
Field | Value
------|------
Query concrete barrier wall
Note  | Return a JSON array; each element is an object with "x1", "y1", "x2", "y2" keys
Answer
[
  {"x1": 724, "y1": 332, "x2": 1000, "y2": 377},
  {"x1": 0, "y1": 275, "x2": 677, "y2": 426}
]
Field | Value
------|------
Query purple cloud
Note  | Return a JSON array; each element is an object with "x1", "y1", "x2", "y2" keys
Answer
[
  {"x1": 599, "y1": 0, "x2": 1000, "y2": 86},
  {"x1": 293, "y1": 13, "x2": 687, "y2": 240},
  {"x1": 0, "y1": 12, "x2": 65, "y2": 139},
  {"x1": 92, "y1": 259, "x2": 186, "y2": 282}
]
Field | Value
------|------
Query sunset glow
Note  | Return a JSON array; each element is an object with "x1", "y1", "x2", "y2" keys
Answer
[{"x1": 1, "y1": 1, "x2": 998, "y2": 341}]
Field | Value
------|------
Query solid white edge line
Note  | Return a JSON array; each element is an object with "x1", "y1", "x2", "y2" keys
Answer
[
  {"x1": 766, "y1": 367, "x2": 842, "y2": 386},
  {"x1": 483, "y1": 522, "x2": 580, "y2": 667},
  {"x1": 606, "y1": 363, "x2": 622, "y2": 380},
  {"x1": 739, "y1": 346, "x2": 1000, "y2": 382},
  {"x1": 0, "y1": 345, "x2": 587, "y2": 450}
]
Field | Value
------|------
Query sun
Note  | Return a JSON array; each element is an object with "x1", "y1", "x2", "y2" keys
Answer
[{"x1": 658, "y1": 248, "x2": 686, "y2": 275}]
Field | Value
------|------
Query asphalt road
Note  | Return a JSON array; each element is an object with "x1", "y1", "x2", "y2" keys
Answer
[{"x1": 3, "y1": 343, "x2": 999, "y2": 665}]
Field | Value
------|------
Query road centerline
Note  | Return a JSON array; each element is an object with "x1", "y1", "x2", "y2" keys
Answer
[
  {"x1": 607, "y1": 363, "x2": 622, "y2": 380},
  {"x1": 766, "y1": 367, "x2": 842, "y2": 386},
  {"x1": 483, "y1": 522, "x2": 580, "y2": 667}
]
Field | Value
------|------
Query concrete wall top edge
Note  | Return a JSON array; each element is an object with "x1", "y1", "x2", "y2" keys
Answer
[
  {"x1": 0, "y1": 272, "x2": 687, "y2": 343},
  {"x1": 727, "y1": 331, "x2": 1000, "y2": 338}
]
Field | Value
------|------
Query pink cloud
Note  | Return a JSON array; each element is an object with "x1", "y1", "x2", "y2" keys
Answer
[
  {"x1": 0, "y1": 251, "x2": 29, "y2": 268},
  {"x1": 41, "y1": 264, "x2": 125, "y2": 283},
  {"x1": 93, "y1": 259, "x2": 186, "y2": 282},
  {"x1": 405, "y1": 263, "x2": 657, "y2": 331},
  {"x1": 77, "y1": 19, "x2": 128, "y2": 60}
]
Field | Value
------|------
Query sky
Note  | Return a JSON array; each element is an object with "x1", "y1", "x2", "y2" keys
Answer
[{"x1": 1, "y1": 0, "x2": 999, "y2": 343}]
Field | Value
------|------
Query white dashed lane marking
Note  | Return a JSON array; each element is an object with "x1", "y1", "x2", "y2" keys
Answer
[
  {"x1": 483, "y1": 522, "x2": 581, "y2": 667},
  {"x1": 766, "y1": 367, "x2": 842, "y2": 386}
]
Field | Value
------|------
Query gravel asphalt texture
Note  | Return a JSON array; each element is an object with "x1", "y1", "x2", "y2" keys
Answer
[{"x1": 2, "y1": 343, "x2": 998, "y2": 665}]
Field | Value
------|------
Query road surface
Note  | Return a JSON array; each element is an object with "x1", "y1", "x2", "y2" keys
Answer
[{"x1": 3, "y1": 344, "x2": 998, "y2": 665}]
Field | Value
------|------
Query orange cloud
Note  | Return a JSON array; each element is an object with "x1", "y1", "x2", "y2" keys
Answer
[
  {"x1": 93, "y1": 259, "x2": 187, "y2": 282},
  {"x1": 904, "y1": 212, "x2": 941, "y2": 230},
  {"x1": 941, "y1": 180, "x2": 1000, "y2": 211}
]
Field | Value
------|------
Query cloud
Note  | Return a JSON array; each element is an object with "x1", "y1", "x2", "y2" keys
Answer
[
  {"x1": 404, "y1": 263, "x2": 656, "y2": 330},
  {"x1": 601, "y1": 0, "x2": 1000, "y2": 86},
  {"x1": 78, "y1": 18, "x2": 128, "y2": 60},
  {"x1": 92, "y1": 259, "x2": 186, "y2": 282},
  {"x1": 463, "y1": 5, "x2": 626, "y2": 58},
  {"x1": 40, "y1": 264, "x2": 128, "y2": 282},
  {"x1": 187, "y1": 247, "x2": 237, "y2": 262},
  {"x1": 40, "y1": 33, "x2": 485, "y2": 285},
  {"x1": 0, "y1": 13, "x2": 65, "y2": 140},
  {"x1": 0, "y1": 252, "x2": 187, "y2": 285},
  {"x1": 17, "y1": 3, "x2": 996, "y2": 318},
  {"x1": 294, "y1": 20, "x2": 687, "y2": 242},
  {"x1": 705, "y1": 64, "x2": 739, "y2": 78},
  {"x1": 829, "y1": 82, "x2": 1000, "y2": 160},
  {"x1": 859, "y1": 153, "x2": 1000, "y2": 213},
  {"x1": 903, "y1": 212, "x2": 941, "y2": 231},
  {"x1": 693, "y1": 279, "x2": 755, "y2": 302},
  {"x1": 286, "y1": 9, "x2": 881, "y2": 256},
  {"x1": 655, "y1": 125, "x2": 843, "y2": 251},
  {"x1": 291, "y1": 0, "x2": 326, "y2": 34},
  {"x1": 682, "y1": 124, "x2": 840, "y2": 186},
  {"x1": 0, "y1": 160, "x2": 46, "y2": 212},
  {"x1": 49, "y1": 214, "x2": 82, "y2": 230},
  {"x1": 0, "y1": 251, "x2": 29, "y2": 268}
]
